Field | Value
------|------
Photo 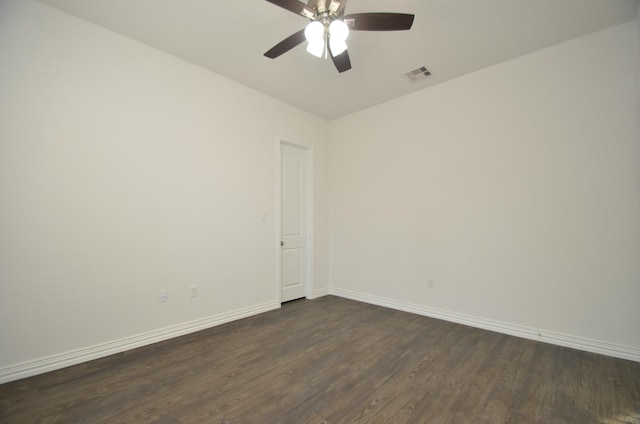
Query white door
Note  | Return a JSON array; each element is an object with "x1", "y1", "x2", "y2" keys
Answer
[{"x1": 281, "y1": 144, "x2": 306, "y2": 302}]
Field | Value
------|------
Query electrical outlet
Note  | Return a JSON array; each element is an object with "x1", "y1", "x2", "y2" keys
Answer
[
  {"x1": 159, "y1": 290, "x2": 168, "y2": 303},
  {"x1": 190, "y1": 285, "x2": 198, "y2": 298}
]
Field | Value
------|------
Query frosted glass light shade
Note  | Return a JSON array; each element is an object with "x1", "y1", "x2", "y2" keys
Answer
[
  {"x1": 329, "y1": 19, "x2": 349, "y2": 55},
  {"x1": 329, "y1": 20, "x2": 349, "y2": 41},
  {"x1": 305, "y1": 21, "x2": 325, "y2": 57},
  {"x1": 306, "y1": 41, "x2": 325, "y2": 57},
  {"x1": 305, "y1": 21, "x2": 324, "y2": 44},
  {"x1": 329, "y1": 38, "x2": 347, "y2": 56}
]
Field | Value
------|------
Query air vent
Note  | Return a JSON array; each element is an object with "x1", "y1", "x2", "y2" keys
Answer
[{"x1": 405, "y1": 66, "x2": 431, "y2": 82}]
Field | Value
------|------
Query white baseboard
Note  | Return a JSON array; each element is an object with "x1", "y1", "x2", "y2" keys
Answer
[
  {"x1": 4, "y1": 291, "x2": 637, "y2": 385},
  {"x1": 330, "y1": 287, "x2": 640, "y2": 363},
  {"x1": 308, "y1": 287, "x2": 330, "y2": 299},
  {"x1": 0, "y1": 301, "x2": 280, "y2": 385}
]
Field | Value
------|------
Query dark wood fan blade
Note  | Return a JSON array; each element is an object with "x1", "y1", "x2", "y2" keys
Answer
[
  {"x1": 343, "y1": 13, "x2": 415, "y2": 31},
  {"x1": 265, "y1": 0, "x2": 314, "y2": 19},
  {"x1": 264, "y1": 29, "x2": 306, "y2": 59},
  {"x1": 329, "y1": 47, "x2": 352, "y2": 73}
]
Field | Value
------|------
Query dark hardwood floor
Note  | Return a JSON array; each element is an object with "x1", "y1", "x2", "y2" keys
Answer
[{"x1": 1, "y1": 296, "x2": 639, "y2": 423}]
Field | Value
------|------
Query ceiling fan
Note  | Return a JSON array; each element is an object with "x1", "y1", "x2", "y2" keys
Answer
[{"x1": 264, "y1": 0, "x2": 415, "y2": 73}]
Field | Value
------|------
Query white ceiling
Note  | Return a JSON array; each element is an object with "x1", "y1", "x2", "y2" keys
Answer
[{"x1": 38, "y1": 0, "x2": 639, "y2": 120}]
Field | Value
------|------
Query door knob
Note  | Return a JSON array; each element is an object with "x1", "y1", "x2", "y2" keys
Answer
[{"x1": 281, "y1": 241, "x2": 284, "y2": 246}]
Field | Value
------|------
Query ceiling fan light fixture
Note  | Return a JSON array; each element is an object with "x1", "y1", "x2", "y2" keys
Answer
[
  {"x1": 305, "y1": 21, "x2": 324, "y2": 44},
  {"x1": 306, "y1": 40, "x2": 325, "y2": 57},
  {"x1": 329, "y1": 19, "x2": 349, "y2": 55},
  {"x1": 304, "y1": 20, "x2": 325, "y2": 57},
  {"x1": 329, "y1": 19, "x2": 349, "y2": 41},
  {"x1": 329, "y1": 38, "x2": 347, "y2": 56}
]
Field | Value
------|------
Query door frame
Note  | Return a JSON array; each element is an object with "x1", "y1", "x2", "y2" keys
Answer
[{"x1": 275, "y1": 138, "x2": 315, "y2": 304}]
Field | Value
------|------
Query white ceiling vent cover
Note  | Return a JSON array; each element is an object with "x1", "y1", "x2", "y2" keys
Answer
[{"x1": 405, "y1": 66, "x2": 431, "y2": 82}]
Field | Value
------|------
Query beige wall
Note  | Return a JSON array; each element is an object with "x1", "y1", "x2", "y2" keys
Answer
[
  {"x1": 329, "y1": 21, "x2": 640, "y2": 354},
  {"x1": 0, "y1": 0, "x2": 329, "y2": 380}
]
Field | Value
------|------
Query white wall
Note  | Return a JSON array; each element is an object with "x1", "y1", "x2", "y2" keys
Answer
[
  {"x1": 0, "y1": 0, "x2": 329, "y2": 381},
  {"x1": 329, "y1": 21, "x2": 640, "y2": 358}
]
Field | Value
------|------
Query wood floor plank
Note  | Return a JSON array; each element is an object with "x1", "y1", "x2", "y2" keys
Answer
[{"x1": 1, "y1": 296, "x2": 639, "y2": 423}]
